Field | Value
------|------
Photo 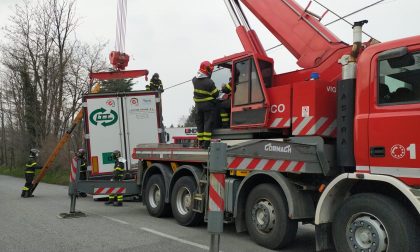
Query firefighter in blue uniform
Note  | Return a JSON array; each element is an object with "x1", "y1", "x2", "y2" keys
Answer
[
  {"x1": 21, "y1": 149, "x2": 42, "y2": 198},
  {"x1": 105, "y1": 150, "x2": 125, "y2": 206},
  {"x1": 192, "y1": 61, "x2": 219, "y2": 148}
]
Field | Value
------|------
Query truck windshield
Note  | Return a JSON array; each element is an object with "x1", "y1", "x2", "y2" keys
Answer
[{"x1": 378, "y1": 52, "x2": 420, "y2": 105}]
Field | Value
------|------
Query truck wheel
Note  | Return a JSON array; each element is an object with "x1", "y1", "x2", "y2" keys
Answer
[
  {"x1": 245, "y1": 183, "x2": 297, "y2": 249},
  {"x1": 171, "y1": 176, "x2": 202, "y2": 226},
  {"x1": 144, "y1": 174, "x2": 171, "y2": 217},
  {"x1": 332, "y1": 193, "x2": 419, "y2": 252}
]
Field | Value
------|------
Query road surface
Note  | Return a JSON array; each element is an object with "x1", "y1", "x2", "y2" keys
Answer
[{"x1": 0, "y1": 175, "x2": 316, "y2": 252}]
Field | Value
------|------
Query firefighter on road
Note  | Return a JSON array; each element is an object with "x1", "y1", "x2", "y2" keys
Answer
[
  {"x1": 76, "y1": 148, "x2": 88, "y2": 197},
  {"x1": 21, "y1": 149, "x2": 42, "y2": 198},
  {"x1": 105, "y1": 150, "x2": 125, "y2": 206},
  {"x1": 192, "y1": 61, "x2": 219, "y2": 148},
  {"x1": 146, "y1": 73, "x2": 164, "y2": 92}
]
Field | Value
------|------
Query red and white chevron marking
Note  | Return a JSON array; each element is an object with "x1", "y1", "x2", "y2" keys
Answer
[
  {"x1": 269, "y1": 117, "x2": 295, "y2": 128},
  {"x1": 227, "y1": 157, "x2": 305, "y2": 173},
  {"x1": 94, "y1": 187, "x2": 126, "y2": 195},
  {"x1": 69, "y1": 157, "x2": 77, "y2": 183},
  {"x1": 292, "y1": 116, "x2": 336, "y2": 137},
  {"x1": 208, "y1": 173, "x2": 225, "y2": 212}
]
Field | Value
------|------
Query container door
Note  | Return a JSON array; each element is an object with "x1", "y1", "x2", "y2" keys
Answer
[
  {"x1": 368, "y1": 46, "x2": 420, "y2": 186},
  {"x1": 86, "y1": 96, "x2": 124, "y2": 174},
  {"x1": 123, "y1": 94, "x2": 160, "y2": 169}
]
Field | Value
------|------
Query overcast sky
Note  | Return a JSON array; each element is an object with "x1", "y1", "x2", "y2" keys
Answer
[{"x1": 0, "y1": 0, "x2": 419, "y2": 127}]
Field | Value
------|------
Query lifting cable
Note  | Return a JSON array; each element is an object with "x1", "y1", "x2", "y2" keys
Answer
[
  {"x1": 265, "y1": 0, "x2": 386, "y2": 52},
  {"x1": 164, "y1": 0, "x2": 388, "y2": 91},
  {"x1": 115, "y1": 0, "x2": 128, "y2": 53}
]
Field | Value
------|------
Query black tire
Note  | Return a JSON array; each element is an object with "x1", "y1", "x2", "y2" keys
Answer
[
  {"x1": 245, "y1": 183, "x2": 298, "y2": 250},
  {"x1": 171, "y1": 176, "x2": 203, "y2": 226},
  {"x1": 332, "y1": 193, "x2": 420, "y2": 252},
  {"x1": 144, "y1": 174, "x2": 171, "y2": 217}
]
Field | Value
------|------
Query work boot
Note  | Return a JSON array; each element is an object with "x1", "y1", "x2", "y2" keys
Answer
[
  {"x1": 113, "y1": 201, "x2": 123, "y2": 207},
  {"x1": 21, "y1": 190, "x2": 26, "y2": 197}
]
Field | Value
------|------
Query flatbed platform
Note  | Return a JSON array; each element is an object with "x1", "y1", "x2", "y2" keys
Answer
[{"x1": 133, "y1": 143, "x2": 209, "y2": 163}]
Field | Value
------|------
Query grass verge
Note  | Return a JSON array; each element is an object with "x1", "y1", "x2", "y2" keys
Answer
[{"x1": 0, "y1": 166, "x2": 69, "y2": 186}]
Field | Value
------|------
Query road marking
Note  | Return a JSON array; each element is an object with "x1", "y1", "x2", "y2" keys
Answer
[
  {"x1": 96, "y1": 214, "x2": 210, "y2": 250},
  {"x1": 101, "y1": 215, "x2": 129, "y2": 225},
  {"x1": 141, "y1": 227, "x2": 209, "y2": 250}
]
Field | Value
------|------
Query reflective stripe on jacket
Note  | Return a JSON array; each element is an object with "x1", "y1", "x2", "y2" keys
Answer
[{"x1": 192, "y1": 77, "x2": 218, "y2": 103}]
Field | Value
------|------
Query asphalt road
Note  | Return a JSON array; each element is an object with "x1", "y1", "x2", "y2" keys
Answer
[{"x1": 0, "y1": 175, "x2": 316, "y2": 252}]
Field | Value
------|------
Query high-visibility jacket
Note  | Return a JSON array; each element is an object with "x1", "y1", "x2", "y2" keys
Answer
[
  {"x1": 192, "y1": 77, "x2": 219, "y2": 103},
  {"x1": 25, "y1": 158, "x2": 42, "y2": 174},
  {"x1": 113, "y1": 160, "x2": 125, "y2": 180},
  {"x1": 146, "y1": 78, "x2": 163, "y2": 92},
  {"x1": 222, "y1": 82, "x2": 232, "y2": 94}
]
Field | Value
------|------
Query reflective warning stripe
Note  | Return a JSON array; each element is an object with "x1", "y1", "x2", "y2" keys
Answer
[
  {"x1": 94, "y1": 187, "x2": 126, "y2": 195},
  {"x1": 227, "y1": 157, "x2": 305, "y2": 173},
  {"x1": 208, "y1": 173, "x2": 225, "y2": 212},
  {"x1": 269, "y1": 117, "x2": 296, "y2": 128},
  {"x1": 356, "y1": 165, "x2": 420, "y2": 178},
  {"x1": 25, "y1": 171, "x2": 35, "y2": 174},
  {"x1": 69, "y1": 157, "x2": 77, "y2": 183},
  {"x1": 292, "y1": 117, "x2": 336, "y2": 137}
]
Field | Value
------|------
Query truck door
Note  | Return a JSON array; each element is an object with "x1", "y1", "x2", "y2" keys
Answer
[
  {"x1": 368, "y1": 46, "x2": 420, "y2": 186},
  {"x1": 231, "y1": 56, "x2": 273, "y2": 128}
]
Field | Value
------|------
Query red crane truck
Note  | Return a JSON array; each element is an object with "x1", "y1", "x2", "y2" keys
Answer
[{"x1": 131, "y1": 0, "x2": 420, "y2": 251}]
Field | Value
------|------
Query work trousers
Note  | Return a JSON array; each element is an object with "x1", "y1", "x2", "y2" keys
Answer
[
  {"x1": 21, "y1": 173, "x2": 34, "y2": 197},
  {"x1": 195, "y1": 101, "x2": 217, "y2": 147},
  {"x1": 107, "y1": 176, "x2": 123, "y2": 206}
]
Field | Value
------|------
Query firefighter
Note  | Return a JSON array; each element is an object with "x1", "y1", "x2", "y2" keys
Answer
[
  {"x1": 76, "y1": 148, "x2": 87, "y2": 197},
  {"x1": 219, "y1": 79, "x2": 232, "y2": 128},
  {"x1": 146, "y1": 73, "x2": 164, "y2": 92},
  {"x1": 105, "y1": 150, "x2": 125, "y2": 206},
  {"x1": 21, "y1": 149, "x2": 42, "y2": 198},
  {"x1": 192, "y1": 61, "x2": 219, "y2": 148}
]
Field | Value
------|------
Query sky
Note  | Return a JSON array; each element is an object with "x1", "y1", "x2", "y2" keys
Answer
[{"x1": 0, "y1": 0, "x2": 419, "y2": 127}]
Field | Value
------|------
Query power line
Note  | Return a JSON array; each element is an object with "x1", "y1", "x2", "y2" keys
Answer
[{"x1": 164, "y1": 0, "x2": 386, "y2": 90}]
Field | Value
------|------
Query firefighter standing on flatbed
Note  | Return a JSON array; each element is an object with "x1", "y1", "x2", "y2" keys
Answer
[
  {"x1": 21, "y1": 149, "x2": 42, "y2": 198},
  {"x1": 105, "y1": 150, "x2": 125, "y2": 206},
  {"x1": 192, "y1": 61, "x2": 219, "y2": 148},
  {"x1": 146, "y1": 73, "x2": 164, "y2": 92}
]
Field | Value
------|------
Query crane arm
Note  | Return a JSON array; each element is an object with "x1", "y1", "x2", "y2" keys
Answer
[{"x1": 236, "y1": 0, "x2": 348, "y2": 68}]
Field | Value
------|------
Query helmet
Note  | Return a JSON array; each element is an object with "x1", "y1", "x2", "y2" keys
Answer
[
  {"x1": 199, "y1": 61, "x2": 214, "y2": 76},
  {"x1": 29, "y1": 148, "x2": 40, "y2": 158},
  {"x1": 152, "y1": 73, "x2": 159, "y2": 79},
  {"x1": 76, "y1": 148, "x2": 85, "y2": 158},
  {"x1": 112, "y1": 150, "x2": 121, "y2": 160}
]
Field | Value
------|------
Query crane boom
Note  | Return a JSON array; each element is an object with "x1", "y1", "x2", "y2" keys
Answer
[{"x1": 236, "y1": 0, "x2": 348, "y2": 68}]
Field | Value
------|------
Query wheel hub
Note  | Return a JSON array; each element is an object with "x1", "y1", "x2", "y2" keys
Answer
[
  {"x1": 176, "y1": 186, "x2": 191, "y2": 215},
  {"x1": 251, "y1": 200, "x2": 275, "y2": 233},
  {"x1": 148, "y1": 184, "x2": 161, "y2": 208},
  {"x1": 346, "y1": 215, "x2": 388, "y2": 252}
]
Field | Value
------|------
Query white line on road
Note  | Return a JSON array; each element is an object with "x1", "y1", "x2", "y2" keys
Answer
[
  {"x1": 101, "y1": 215, "x2": 130, "y2": 225},
  {"x1": 96, "y1": 213, "x2": 210, "y2": 250},
  {"x1": 141, "y1": 227, "x2": 209, "y2": 250}
]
